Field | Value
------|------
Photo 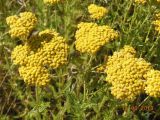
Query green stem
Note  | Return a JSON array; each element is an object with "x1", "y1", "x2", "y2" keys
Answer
[
  {"x1": 138, "y1": 96, "x2": 150, "y2": 108},
  {"x1": 83, "y1": 80, "x2": 86, "y2": 102},
  {"x1": 35, "y1": 86, "x2": 40, "y2": 103}
]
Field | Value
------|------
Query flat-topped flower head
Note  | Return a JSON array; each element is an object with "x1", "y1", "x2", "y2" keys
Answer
[
  {"x1": 105, "y1": 45, "x2": 152, "y2": 101},
  {"x1": 6, "y1": 12, "x2": 37, "y2": 41},
  {"x1": 11, "y1": 29, "x2": 69, "y2": 86},
  {"x1": 75, "y1": 22, "x2": 118, "y2": 54},
  {"x1": 88, "y1": 4, "x2": 108, "y2": 20}
]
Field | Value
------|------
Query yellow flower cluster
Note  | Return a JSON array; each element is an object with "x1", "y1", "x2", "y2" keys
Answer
[
  {"x1": 134, "y1": 0, "x2": 146, "y2": 4},
  {"x1": 75, "y1": 22, "x2": 118, "y2": 54},
  {"x1": 96, "y1": 65, "x2": 106, "y2": 73},
  {"x1": 105, "y1": 46, "x2": 152, "y2": 101},
  {"x1": 145, "y1": 70, "x2": 160, "y2": 97},
  {"x1": 152, "y1": 13, "x2": 160, "y2": 34},
  {"x1": 6, "y1": 12, "x2": 37, "y2": 41},
  {"x1": 88, "y1": 4, "x2": 108, "y2": 20},
  {"x1": 11, "y1": 29, "x2": 69, "y2": 86},
  {"x1": 43, "y1": 0, "x2": 60, "y2": 5},
  {"x1": 26, "y1": 33, "x2": 68, "y2": 69}
]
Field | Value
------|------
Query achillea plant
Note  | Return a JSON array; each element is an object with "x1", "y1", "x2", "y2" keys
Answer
[
  {"x1": 105, "y1": 46, "x2": 152, "y2": 101},
  {"x1": 75, "y1": 22, "x2": 118, "y2": 54},
  {"x1": 88, "y1": 4, "x2": 108, "y2": 20},
  {"x1": 7, "y1": 12, "x2": 69, "y2": 86},
  {"x1": 3, "y1": 0, "x2": 160, "y2": 119},
  {"x1": 6, "y1": 12, "x2": 37, "y2": 41},
  {"x1": 11, "y1": 29, "x2": 68, "y2": 86}
]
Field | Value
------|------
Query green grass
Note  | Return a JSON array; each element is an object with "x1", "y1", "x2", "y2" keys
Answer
[{"x1": 0, "y1": 0, "x2": 160, "y2": 120}]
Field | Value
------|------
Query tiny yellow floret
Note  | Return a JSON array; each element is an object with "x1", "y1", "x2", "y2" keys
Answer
[
  {"x1": 134, "y1": 0, "x2": 146, "y2": 4},
  {"x1": 43, "y1": 0, "x2": 60, "y2": 5}
]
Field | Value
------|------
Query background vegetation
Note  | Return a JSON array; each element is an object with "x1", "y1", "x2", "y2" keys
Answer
[{"x1": 0, "y1": 0, "x2": 160, "y2": 119}]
